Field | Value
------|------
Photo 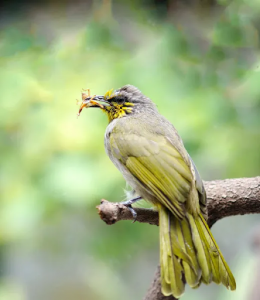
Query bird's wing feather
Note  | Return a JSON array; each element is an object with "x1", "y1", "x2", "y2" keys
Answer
[
  {"x1": 188, "y1": 155, "x2": 207, "y2": 215},
  {"x1": 109, "y1": 131, "x2": 194, "y2": 219}
]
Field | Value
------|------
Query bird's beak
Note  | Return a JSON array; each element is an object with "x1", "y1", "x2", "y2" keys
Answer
[{"x1": 77, "y1": 95, "x2": 110, "y2": 117}]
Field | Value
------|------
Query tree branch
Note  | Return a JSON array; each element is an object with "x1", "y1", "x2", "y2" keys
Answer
[
  {"x1": 97, "y1": 177, "x2": 260, "y2": 227},
  {"x1": 96, "y1": 177, "x2": 260, "y2": 300}
]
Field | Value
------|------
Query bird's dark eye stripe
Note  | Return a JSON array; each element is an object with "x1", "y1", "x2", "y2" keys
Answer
[{"x1": 109, "y1": 96, "x2": 126, "y2": 104}]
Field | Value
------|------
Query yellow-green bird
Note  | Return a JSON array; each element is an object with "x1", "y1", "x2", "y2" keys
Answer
[{"x1": 78, "y1": 85, "x2": 236, "y2": 298}]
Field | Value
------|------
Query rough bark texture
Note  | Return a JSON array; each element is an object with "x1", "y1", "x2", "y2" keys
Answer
[
  {"x1": 97, "y1": 199, "x2": 159, "y2": 226},
  {"x1": 205, "y1": 177, "x2": 260, "y2": 227},
  {"x1": 96, "y1": 177, "x2": 260, "y2": 300},
  {"x1": 97, "y1": 177, "x2": 260, "y2": 227}
]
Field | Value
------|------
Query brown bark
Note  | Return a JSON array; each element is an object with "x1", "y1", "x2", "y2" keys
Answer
[{"x1": 96, "y1": 176, "x2": 260, "y2": 300}]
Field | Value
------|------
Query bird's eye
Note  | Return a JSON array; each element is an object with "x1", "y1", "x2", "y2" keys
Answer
[{"x1": 115, "y1": 97, "x2": 126, "y2": 105}]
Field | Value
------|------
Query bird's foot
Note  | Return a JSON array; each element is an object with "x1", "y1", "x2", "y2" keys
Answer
[
  {"x1": 121, "y1": 196, "x2": 142, "y2": 206},
  {"x1": 121, "y1": 196, "x2": 142, "y2": 223},
  {"x1": 127, "y1": 206, "x2": 137, "y2": 222}
]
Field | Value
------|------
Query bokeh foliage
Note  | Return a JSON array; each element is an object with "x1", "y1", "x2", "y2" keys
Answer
[{"x1": 0, "y1": 0, "x2": 260, "y2": 299}]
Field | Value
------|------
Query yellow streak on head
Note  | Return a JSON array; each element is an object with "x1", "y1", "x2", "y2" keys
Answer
[
  {"x1": 101, "y1": 89, "x2": 135, "y2": 122},
  {"x1": 104, "y1": 89, "x2": 114, "y2": 99}
]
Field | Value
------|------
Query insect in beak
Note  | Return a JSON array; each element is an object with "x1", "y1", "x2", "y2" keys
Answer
[{"x1": 77, "y1": 91, "x2": 110, "y2": 117}]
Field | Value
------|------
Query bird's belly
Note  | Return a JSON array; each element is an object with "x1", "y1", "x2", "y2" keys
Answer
[
  {"x1": 111, "y1": 156, "x2": 158, "y2": 204},
  {"x1": 124, "y1": 172, "x2": 158, "y2": 205},
  {"x1": 104, "y1": 120, "x2": 158, "y2": 204}
]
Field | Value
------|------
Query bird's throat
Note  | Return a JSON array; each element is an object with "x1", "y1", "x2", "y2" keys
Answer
[{"x1": 102, "y1": 103, "x2": 134, "y2": 122}]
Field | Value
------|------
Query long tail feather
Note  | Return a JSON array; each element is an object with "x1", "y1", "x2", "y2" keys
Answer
[
  {"x1": 159, "y1": 206, "x2": 185, "y2": 298},
  {"x1": 159, "y1": 206, "x2": 236, "y2": 298},
  {"x1": 187, "y1": 213, "x2": 212, "y2": 283},
  {"x1": 198, "y1": 214, "x2": 236, "y2": 290},
  {"x1": 177, "y1": 218, "x2": 201, "y2": 287}
]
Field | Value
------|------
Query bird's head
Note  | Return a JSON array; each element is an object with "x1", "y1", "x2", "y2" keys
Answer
[{"x1": 77, "y1": 85, "x2": 156, "y2": 122}]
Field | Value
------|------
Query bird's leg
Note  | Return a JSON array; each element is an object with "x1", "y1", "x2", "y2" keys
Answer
[
  {"x1": 121, "y1": 196, "x2": 142, "y2": 206},
  {"x1": 121, "y1": 196, "x2": 142, "y2": 222}
]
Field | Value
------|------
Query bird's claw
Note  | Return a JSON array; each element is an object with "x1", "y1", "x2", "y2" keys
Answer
[
  {"x1": 128, "y1": 206, "x2": 138, "y2": 223},
  {"x1": 121, "y1": 201, "x2": 137, "y2": 223},
  {"x1": 121, "y1": 196, "x2": 142, "y2": 223}
]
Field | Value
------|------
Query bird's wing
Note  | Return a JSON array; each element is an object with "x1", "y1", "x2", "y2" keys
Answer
[
  {"x1": 188, "y1": 155, "x2": 207, "y2": 215},
  {"x1": 109, "y1": 130, "x2": 195, "y2": 219}
]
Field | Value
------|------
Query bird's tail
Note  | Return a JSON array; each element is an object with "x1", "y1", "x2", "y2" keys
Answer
[{"x1": 159, "y1": 205, "x2": 236, "y2": 298}]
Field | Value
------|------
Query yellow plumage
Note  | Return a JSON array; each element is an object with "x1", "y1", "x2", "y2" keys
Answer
[
  {"x1": 80, "y1": 85, "x2": 236, "y2": 298},
  {"x1": 109, "y1": 121, "x2": 236, "y2": 298}
]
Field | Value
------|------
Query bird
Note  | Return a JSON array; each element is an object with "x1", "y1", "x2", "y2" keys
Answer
[{"x1": 78, "y1": 85, "x2": 236, "y2": 298}]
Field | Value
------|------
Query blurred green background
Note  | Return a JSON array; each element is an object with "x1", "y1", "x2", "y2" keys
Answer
[{"x1": 0, "y1": 0, "x2": 260, "y2": 299}]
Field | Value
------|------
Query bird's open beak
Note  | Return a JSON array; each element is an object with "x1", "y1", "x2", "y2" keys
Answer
[{"x1": 77, "y1": 95, "x2": 110, "y2": 117}]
